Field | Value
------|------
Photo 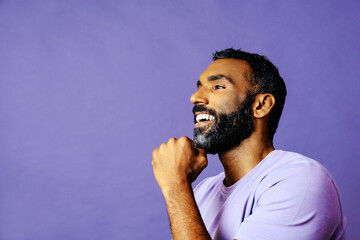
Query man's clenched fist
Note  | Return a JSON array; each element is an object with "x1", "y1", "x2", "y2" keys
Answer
[{"x1": 152, "y1": 136, "x2": 208, "y2": 192}]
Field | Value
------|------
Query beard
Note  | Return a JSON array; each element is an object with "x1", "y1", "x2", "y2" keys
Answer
[{"x1": 193, "y1": 94, "x2": 255, "y2": 154}]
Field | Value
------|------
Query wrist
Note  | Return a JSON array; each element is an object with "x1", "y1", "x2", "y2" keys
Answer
[{"x1": 161, "y1": 181, "x2": 192, "y2": 199}]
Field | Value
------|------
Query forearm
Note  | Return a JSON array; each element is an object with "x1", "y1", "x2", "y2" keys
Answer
[
  {"x1": 162, "y1": 183, "x2": 212, "y2": 240},
  {"x1": 152, "y1": 137, "x2": 210, "y2": 239}
]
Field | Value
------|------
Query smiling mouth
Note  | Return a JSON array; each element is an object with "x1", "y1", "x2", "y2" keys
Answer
[{"x1": 195, "y1": 112, "x2": 216, "y2": 128}]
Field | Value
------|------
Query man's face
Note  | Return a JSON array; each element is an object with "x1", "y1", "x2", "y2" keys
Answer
[{"x1": 191, "y1": 59, "x2": 255, "y2": 154}]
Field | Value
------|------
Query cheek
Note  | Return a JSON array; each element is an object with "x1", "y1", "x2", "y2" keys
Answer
[{"x1": 213, "y1": 93, "x2": 240, "y2": 114}]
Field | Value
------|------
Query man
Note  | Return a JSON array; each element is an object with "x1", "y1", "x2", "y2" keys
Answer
[{"x1": 152, "y1": 48, "x2": 346, "y2": 240}]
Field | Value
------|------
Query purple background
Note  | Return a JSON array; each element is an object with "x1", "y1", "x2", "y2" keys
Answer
[{"x1": 1, "y1": 0, "x2": 359, "y2": 239}]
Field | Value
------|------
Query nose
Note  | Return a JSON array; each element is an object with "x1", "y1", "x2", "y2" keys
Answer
[{"x1": 190, "y1": 88, "x2": 208, "y2": 105}]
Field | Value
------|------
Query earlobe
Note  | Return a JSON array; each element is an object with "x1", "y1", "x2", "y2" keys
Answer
[{"x1": 253, "y1": 94, "x2": 275, "y2": 118}]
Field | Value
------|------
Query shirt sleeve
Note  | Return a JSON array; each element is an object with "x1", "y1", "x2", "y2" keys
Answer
[{"x1": 234, "y1": 163, "x2": 346, "y2": 240}]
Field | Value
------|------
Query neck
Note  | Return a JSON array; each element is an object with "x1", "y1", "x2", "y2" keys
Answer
[{"x1": 218, "y1": 132, "x2": 274, "y2": 186}]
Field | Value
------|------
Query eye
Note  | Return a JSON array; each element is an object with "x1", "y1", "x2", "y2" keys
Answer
[{"x1": 214, "y1": 85, "x2": 225, "y2": 90}]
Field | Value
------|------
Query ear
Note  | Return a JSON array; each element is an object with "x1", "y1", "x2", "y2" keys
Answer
[{"x1": 253, "y1": 93, "x2": 275, "y2": 119}]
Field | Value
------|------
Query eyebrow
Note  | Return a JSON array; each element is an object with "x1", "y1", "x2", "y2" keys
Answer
[
  {"x1": 208, "y1": 74, "x2": 234, "y2": 83},
  {"x1": 197, "y1": 74, "x2": 234, "y2": 88}
]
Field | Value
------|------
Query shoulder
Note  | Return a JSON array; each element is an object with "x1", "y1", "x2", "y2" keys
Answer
[
  {"x1": 234, "y1": 150, "x2": 346, "y2": 239},
  {"x1": 257, "y1": 150, "x2": 342, "y2": 208},
  {"x1": 252, "y1": 150, "x2": 345, "y2": 237},
  {"x1": 258, "y1": 150, "x2": 337, "y2": 190}
]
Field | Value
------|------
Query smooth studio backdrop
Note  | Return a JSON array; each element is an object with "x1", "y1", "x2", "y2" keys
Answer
[{"x1": 1, "y1": 0, "x2": 359, "y2": 239}]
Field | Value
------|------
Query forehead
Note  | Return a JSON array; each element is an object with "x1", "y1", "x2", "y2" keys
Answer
[{"x1": 200, "y1": 59, "x2": 252, "y2": 88}]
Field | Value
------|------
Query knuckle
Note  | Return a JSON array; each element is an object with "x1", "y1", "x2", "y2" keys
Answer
[
  {"x1": 152, "y1": 148, "x2": 158, "y2": 158},
  {"x1": 181, "y1": 136, "x2": 190, "y2": 142},
  {"x1": 198, "y1": 156, "x2": 208, "y2": 167},
  {"x1": 179, "y1": 136, "x2": 190, "y2": 145},
  {"x1": 203, "y1": 159, "x2": 208, "y2": 167}
]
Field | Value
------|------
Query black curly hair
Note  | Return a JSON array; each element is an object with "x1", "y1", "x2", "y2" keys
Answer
[{"x1": 213, "y1": 48, "x2": 287, "y2": 139}]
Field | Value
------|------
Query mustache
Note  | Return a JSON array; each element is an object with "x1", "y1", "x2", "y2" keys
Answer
[{"x1": 192, "y1": 105, "x2": 218, "y2": 117}]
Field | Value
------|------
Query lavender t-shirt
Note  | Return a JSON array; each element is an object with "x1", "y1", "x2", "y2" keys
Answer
[{"x1": 194, "y1": 150, "x2": 346, "y2": 240}]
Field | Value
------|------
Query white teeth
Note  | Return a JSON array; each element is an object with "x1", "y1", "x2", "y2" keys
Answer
[{"x1": 196, "y1": 114, "x2": 215, "y2": 123}]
